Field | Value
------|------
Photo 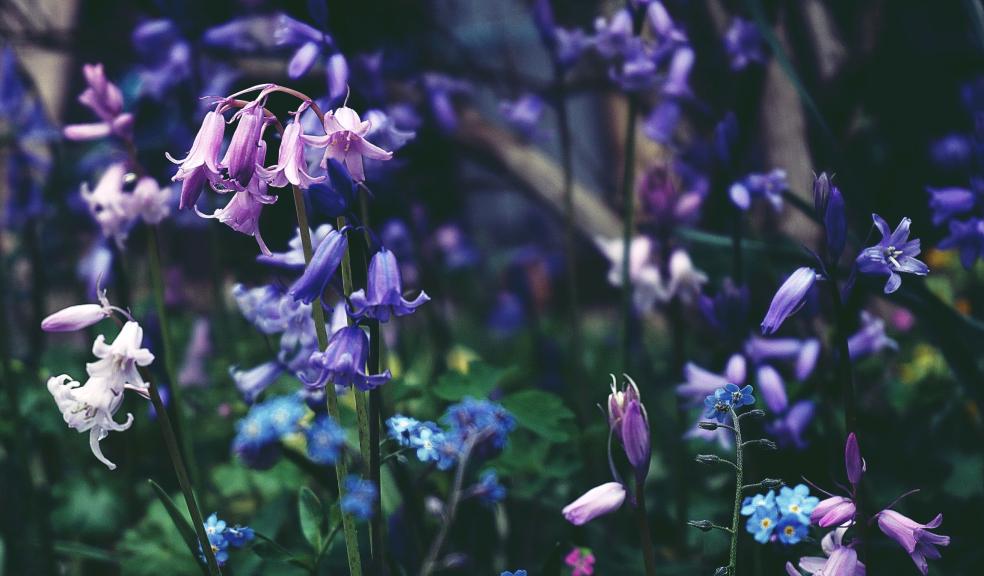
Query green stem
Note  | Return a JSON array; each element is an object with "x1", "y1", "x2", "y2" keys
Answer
[
  {"x1": 141, "y1": 367, "x2": 221, "y2": 575},
  {"x1": 634, "y1": 482, "x2": 659, "y2": 576},
  {"x1": 291, "y1": 186, "x2": 363, "y2": 576},
  {"x1": 147, "y1": 226, "x2": 201, "y2": 490},
  {"x1": 728, "y1": 407, "x2": 745, "y2": 575},
  {"x1": 620, "y1": 96, "x2": 640, "y2": 373},
  {"x1": 420, "y1": 439, "x2": 475, "y2": 576}
]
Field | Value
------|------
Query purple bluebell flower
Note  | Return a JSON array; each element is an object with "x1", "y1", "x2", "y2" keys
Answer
[
  {"x1": 845, "y1": 432, "x2": 864, "y2": 486},
  {"x1": 167, "y1": 110, "x2": 225, "y2": 209},
  {"x1": 562, "y1": 482, "x2": 626, "y2": 526},
  {"x1": 766, "y1": 400, "x2": 815, "y2": 449},
  {"x1": 306, "y1": 415, "x2": 345, "y2": 465},
  {"x1": 304, "y1": 106, "x2": 394, "y2": 182},
  {"x1": 63, "y1": 63, "x2": 133, "y2": 141},
  {"x1": 41, "y1": 288, "x2": 120, "y2": 332},
  {"x1": 325, "y1": 53, "x2": 349, "y2": 100},
  {"x1": 230, "y1": 361, "x2": 284, "y2": 403},
  {"x1": 848, "y1": 311, "x2": 897, "y2": 360},
  {"x1": 499, "y1": 93, "x2": 545, "y2": 139},
  {"x1": 662, "y1": 46, "x2": 694, "y2": 97},
  {"x1": 80, "y1": 163, "x2": 169, "y2": 247},
  {"x1": 856, "y1": 214, "x2": 929, "y2": 294},
  {"x1": 810, "y1": 495, "x2": 856, "y2": 528},
  {"x1": 729, "y1": 169, "x2": 788, "y2": 211},
  {"x1": 744, "y1": 336, "x2": 820, "y2": 380},
  {"x1": 724, "y1": 18, "x2": 767, "y2": 70},
  {"x1": 304, "y1": 326, "x2": 391, "y2": 391},
  {"x1": 930, "y1": 133, "x2": 973, "y2": 171},
  {"x1": 196, "y1": 169, "x2": 278, "y2": 255},
  {"x1": 822, "y1": 181, "x2": 847, "y2": 260},
  {"x1": 341, "y1": 475, "x2": 377, "y2": 520},
  {"x1": 639, "y1": 164, "x2": 705, "y2": 230},
  {"x1": 348, "y1": 248, "x2": 430, "y2": 322},
  {"x1": 756, "y1": 365, "x2": 787, "y2": 413},
  {"x1": 257, "y1": 224, "x2": 335, "y2": 269},
  {"x1": 219, "y1": 99, "x2": 268, "y2": 189},
  {"x1": 794, "y1": 527, "x2": 865, "y2": 575},
  {"x1": 677, "y1": 357, "x2": 736, "y2": 407},
  {"x1": 876, "y1": 510, "x2": 948, "y2": 575},
  {"x1": 364, "y1": 106, "x2": 419, "y2": 152},
  {"x1": 621, "y1": 399, "x2": 651, "y2": 477},
  {"x1": 259, "y1": 114, "x2": 325, "y2": 189},
  {"x1": 471, "y1": 470, "x2": 507, "y2": 506},
  {"x1": 131, "y1": 20, "x2": 191, "y2": 98},
  {"x1": 927, "y1": 186, "x2": 975, "y2": 226},
  {"x1": 422, "y1": 74, "x2": 472, "y2": 134},
  {"x1": 644, "y1": 98, "x2": 681, "y2": 144},
  {"x1": 761, "y1": 267, "x2": 819, "y2": 335},
  {"x1": 937, "y1": 217, "x2": 984, "y2": 268},
  {"x1": 275, "y1": 14, "x2": 330, "y2": 78},
  {"x1": 288, "y1": 226, "x2": 348, "y2": 303}
]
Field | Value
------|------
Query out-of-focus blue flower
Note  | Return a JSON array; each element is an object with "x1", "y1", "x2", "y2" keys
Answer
[
  {"x1": 263, "y1": 395, "x2": 306, "y2": 437},
  {"x1": 730, "y1": 169, "x2": 788, "y2": 212},
  {"x1": 386, "y1": 415, "x2": 421, "y2": 447},
  {"x1": 776, "y1": 484, "x2": 819, "y2": 525},
  {"x1": 306, "y1": 415, "x2": 345, "y2": 465},
  {"x1": 856, "y1": 214, "x2": 929, "y2": 294},
  {"x1": 365, "y1": 106, "x2": 419, "y2": 153},
  {"x1": 766, "y1": 400, "x2": 815, "y2": 450},
  {"x1": 348, "y1": 248, "x2": 430, "y2": 322},
  {"x1": 724, "y1": 18, "x2": 766, "y2": 70},
  {"x1": 423, "y1": 73, "x2": 472, "y2": 134},
  {"x1": 443, "y1": 397, "x2": 516, "y2": 456},
  {"x1": 341, "y1": 475, "x2": 377, "y2": 520},
  {"x1": 232, "y1": 394, "x2": 306, "y2": 469},
  {"x1": 761, "y1": 267, "x2": 819, "y2": 335},
  {"x1": 500, "y1": 93, "x2": 545, "y2": 139},
  {"x1": 775, "y1": 515, "x2": 809, "y2": 545},
  {"x1": 755, "y1": 365, "x2": 787, "y2": 413},
  {"x1": 744, "y1": 336, "x2": 820, "y2": 381},
  {"x1": 501, "y1": 571, "x2": 528, "y2": 576},
  {"x1": 225, "y1": 525, "x2": 255, "y2": 548},
  {"x1": 411, "y1": 424, "x2": 445, "y2": 463},
  {"x1": 848, "y1": 311, "x2": 898, "y2": 360},
  {"x1": 130, "y1": 20, "x2": 191, "y2": 99},
  {"x1": 938, "y1": 217, "x2": 984, "y2": 269},
  {"x1": 472, "y1": 470, "x2": 506, "y2": 506},
  {"x1": 927, "y1": 186, "x2": 976, "y2": 226},
  {"x1": 230, "y1": 361, "x2": 284, "y2": 403},
  {"x1": 930, "y1": 133, "x2": 973, "y2": 171},
  {"x1": 200, "y1": 513, "x2": 254, "y2": 565}
]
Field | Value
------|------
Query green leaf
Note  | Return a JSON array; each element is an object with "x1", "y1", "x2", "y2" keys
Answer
[
  {"x1": 53, "y1": 541, "x2": 118, "y2": 564},
  {"x1": 297, "y1": 487, "x2": 323, "y2": 552},
  {"x1": 432, "y1": 362, "x2": 510, "y2": 401},
  {"x1": 500, "y1": 390, "x2": 575, "y2": 442},
  {"x1": 252, "y1": 535, "x2": 314, "y2": 571},
  {"x1": 147, "y1": 479, "x2": 206, "y2": 575}
]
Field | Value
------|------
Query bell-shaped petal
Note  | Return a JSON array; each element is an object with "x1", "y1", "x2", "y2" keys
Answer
[
  {"x1": 761, "y1": 267, "x2": 818, "y2": 335},
  {"x1": 42, "y1": 304, "x2": 110, "y2": 332},
  {"x1": 561, "y1": 482, "x2": 626, "y2": 526},
  {"x1": 289, "y1": 227, "x2": 348, "y2": 303},
  {"x1": 810, "y1": 496, "x2": 856, "y2": 528},
  {"x1": 756, "y1": 364, "x2": 788, "y2": 413},
  {"x1": 348, "y1": 248, "x2": 430, "y2": 322},
  {"x1": 304, "y1": 326, "x2": 391, "y2": 391}
]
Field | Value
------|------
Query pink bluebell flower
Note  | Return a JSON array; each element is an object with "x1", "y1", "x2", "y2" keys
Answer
[
  {"x1": 167, "y1": 110, "x2": 225, "y2": 209},
  {"x1": 847, "y1": 311, "x2": 897, "y2": 360},
  {"x1": 219, "y1": 99, "x2": 268, "y2": 189},
  {"x1": 876, "y1": 510, "x2": 948, "y2": 575},
  {"x1": 855, "y1": 214, "x2": 929, "y2": 294},
  {"x1": 196, "y1": 157, "x2": 278, "y2": 255},
  {"x1": 258, "y1": 105, "x2": 325, "y2": 189},
  {"x1": 63, "y1": 63, "x2": 133, "y2": 141},
  {"x1": 810, "y1": 495, "x2": 857, "y2": 528},
  {"x1": 562, "y1": 482, "x2": 626, "y2": 525},
  {"x1": 304, "y1": 106, "x2": 394, "y2": 182},
  {"x1": 791, "y1": 527, "x2": 865, "y2": 575},
  {"x1": 729, "y1": 169, "x2": 788, "y2": 211}
]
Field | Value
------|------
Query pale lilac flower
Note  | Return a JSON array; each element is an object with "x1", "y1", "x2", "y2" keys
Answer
[
  {"x1": 166, "y1": 110, "x2": 225, "y2": 209},
  {"x1": 196, "y1": 157, "x2": 277, "y2": 255},
  {"x1": 761, "y1": 267, "x2": 820, "y2": 335},
  {"x1": 258, "y1": 113, "x2": 325, "y2": 189},
  {"x1": 47, "y1": 321, "x2": 153, "y2": 470},
  {"x1": 848, "y1": 311, "x2": 898, "y2": 360},
  {"x1": 810, "y1": 495, "x2": 856, "y2": 528},
  {"x1": 876, "y1": 510, "x2": 949, "y2": 575},
  {"x1": 364, "y1": 107, "x2": 418, "y2": 152},
  {"x1": 257, "y1": 224, "x2": 335, "y2": 269},
  {"x1": 767, "y1": 400, "x2": 815, "y2": 449},
  {"x1": 304, "y1": 106, "x2": 394, "y2": 182},
  {"x1": 499, "y1": 93, "x2": 545, "y2": 139},
  {"x1": 756, "y1": 364, "x2": 788, "y2": 413},
  {"x1": 856, "y1": 214, "x2": 929, "y2": 294},
  {"x1": 595, "y1": 236, "x2": 663, "y2": 313},
  {"x1": 63, "y1": 63, "x2": 133, "y2": 141},
  {"x1": 794, "y1": 527, "x2": 865, "y2": 575},
  {"x1": 178, "y1": 318, "x2": 211, "y2": 387},
  {"x1": 326, "y1": 53, "x2": 349, "y2": 100},
  {"x1": 562, "y1": 482, "x2": 626, "y2": 526},
  {"x1": 744, "y1": 336, "x2": 820, "y2": 380},
  {"x1": 677, "y1": 358, "x2": 734, "y2": 407},
  {"x1": 663, "y1": 249, "x2": 708, "y2": 304},
  {"x1": 231, "y1": 361, "x2": 285, "y2": 403},
  {"x1": 41, "y1": 289, "x2": 125, "y2": 332},
  {"x1": 730, "y1": 169, "x2": 788, "y2": 211},
  {"x1": 81, "y1": 164, "x2": 166, "y2": 246}
]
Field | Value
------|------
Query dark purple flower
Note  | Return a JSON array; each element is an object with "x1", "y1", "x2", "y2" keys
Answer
[
  {"x1": 621, "y1": 399, "x2": 651, "y2": 477},
  {"x1": 855, "y1": 214, "x2": 929, "y2": 294},
  {"x1": 724, "y1": 18, "x2": 766, "y2": 70},
  {"x1": 288, "y1": 226, "x2": 348, "y2": 303},
  {"x1": 845, "y1": 432, "x2": 864, "y2": 486},
  {"x1": 761, "y1": 267, "x2": 819, "y2": 335},
  {"x1": 644, "y1": 98, "x2": 681, "y2": 144},
  {"x1": 876, "y1": 510, "x2": 949, "y2": 575},
  {"x1": 348, "y1": 248, "x2": 430, "y2": 322},
  {"x1": 824, "y1": 184, "x2": 847, "y2": 260},
  {"x1": 303, "y1": 326, "x2": 392, "y2": 391},
  {"x1": 699, "y1": 279, "x2": 749, "y2": 338},
  {"x1": 937, "y1": 217, "x2": 984, "y2": 269},
  {"x1": 928, "y1": 186, "x2": 975, "y2": 226}
]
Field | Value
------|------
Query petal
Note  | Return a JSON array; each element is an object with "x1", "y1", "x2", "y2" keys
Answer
[
  {"x1": 884, "y1": 272, "x2": 902, "y2": 294},
  {"x1": 888, "y1": 217, "x2": 912, "y2": 246},
  {"x1": 871, "y1": 213, "x2": 891, "y2": 240}
]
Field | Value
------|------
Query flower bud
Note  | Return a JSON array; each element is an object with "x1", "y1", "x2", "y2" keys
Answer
[
  {"x1": 695, "y1": 454, "x2": 720, "y2": 465},
  {"x1": 698, "y1": 421, "x2": 719, "y2": 430},
  {"x1": 824, "y1": 185, "x2": 846, "y2": 260},
  {"x1": 811, "y1": 496, "x2": 856, "y2": 528},
  {"x1": 714, "y1": 567, "x2": 729, "y2": 576},
  {"x1": 561, "y1": 482, "x2": 626, "y2": 526},
  {"x1": 621, "y1": 399, "x2": 651, "y2": 477},
  {"x1": 760, "y1": 478, "x2": 784, "y2": 489},
  {"x1": 688, "y1": 520, "x2": 714, "y2": 532},
  {"x1": 607, "y1": 374, "x2": 641, "y2": 436},
  {"x1": 742, "y1": 409, "x2": 766, "y2": 419},
  {"x1": 41, "y1": 303, "x2": 111, "y2": 332},
  {"x1": 813, "y1": 172, "x2": 832, "y2": 215},
  {"x1": 845, "y1": 432, "x2": 864, "y2": 486},
  {"x1": 761, "y1": 267, "x2": 819, "y2": 335}
]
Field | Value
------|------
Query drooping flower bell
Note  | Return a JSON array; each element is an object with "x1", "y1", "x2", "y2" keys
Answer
[
  {"x1": 304, "y1": 105, "x2": 394, "y2": 181},
  {"x1": 196, "y1": 145, "x2": 277, "y2": 255},
  {"x1": 761, "y1": 267, "x2": 820, "y2": 335},
  {"x1": 258, "y1": 106, "x2": 325, "y2": 189},
  {"x1": 289, "y1": 226, "x2": 348, "y2": 303},
  {"x1": 855, "y1": 214, "x2": 929, "y2": 294},
  {"x1": 562, "y1": 482, "x2": 627, "y2": 526},
  {"x1": 348, "y1": 248, "x2": 430, "y2": 322},
  {"x1": 41, "y1": 288, "x2": 125, "y2": 332},
  {"x1": 46, "y1": 321, "x2": 153, "y2": 470},
  {"x1": 167, "y1": 109, "x2": 225, "y2": 209},
  {"x1": 303, "y1": 326, "x2": 392, "y2": 391},
  {"x1": 876, "y1": 510, "x2": 949, "y2": 575},
  {"x1": 219, "y1": 99, "x2": 268, "y2": 189},
  {"x1": 790, "y1": 528, "x2": 865, "y2": 575}
]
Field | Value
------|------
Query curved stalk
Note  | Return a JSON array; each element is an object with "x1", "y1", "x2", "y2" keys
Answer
[
  {"x1": 634, "y1": 482, "x2": 659, "y2": 576},
  {"x1": 290, "y1": 185, "x2": 364, "y2": 576},
  {"x1": 419, "y1": 439, "x2": 476, "y2": 576}
]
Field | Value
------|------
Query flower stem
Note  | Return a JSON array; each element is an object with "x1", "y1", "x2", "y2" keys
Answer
[
  {"x1": 419, "y1": 439, "x2": 475, "y2": 576},
  {"x1": 634, "y1": 481, "x2": 659, "y2": 576},
  {"x1": 727, "y1": 407, "x2": 745, "y2": 575},
  {"x1": 290, "y1": 185, "x2": 364, "y2": 576},
  {"x1": 147, "y1": 225, "x2": 201, "y2": 490},
  {"x1": 620, "y1": 96, "x2": 640, "y2": 373},
  {"x1": 141, "y1": 366, "x2": 221, "y2": 575}
]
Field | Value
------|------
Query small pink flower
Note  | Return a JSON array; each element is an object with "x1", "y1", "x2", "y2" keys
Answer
[
  {"x1": 63, "y1": 63, "x2": 132, "y2": 141},
  {"x1": 564, "y1": 547, "x2": 596, "y2": 576},
  {"x1": 305, "y1": 106, "x2": 393, "y2": 181}
]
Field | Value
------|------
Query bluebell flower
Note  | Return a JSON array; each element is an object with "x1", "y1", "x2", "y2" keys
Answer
[
  {"x1": 848, "y1": 311, "x2": 898, "y2": 360},
  {"x1": 856, "y1": 214, "x2": 929, "y2": 294},
  {"x1": 230, "y1": 361, "x2": 284, "y2": 404},
  {"x1": 766, "y1": 400, "x2": 815, "y2": 450},
  {"x1": 412, "y1": 425, "x2": 446, "y2": 463},
  {"x1": 761, "y1": 267, "x2": 819, "y2": 335},
  {"x1": 306, "y1": 415, "x2": 345, "y2": 465},
  {"x1": 289, "y1": 227, "x2": 348, "y2": 304},
  {"x1": 776, "y1": 484, "x2": 819, "y2": 525},
  {"x1": 303, "y1": 326, "x2": 392, "y2": 391},
  {"x1": 741, "y1": 491, "x2": 777, "y2": 517},
  {"x1": 747, "y1": 508, "x2": 779, "y2": 543},
  {"x1": 348, "y1": 248, "x2": 430, "y2": 322},
  {"x1": 724, "y1": 17, "x2": 766, "y2": 70},
  {"x1": 775, "y1": 515, "x2": 809, "y2": 545},
  {"x1": 937, "y1": 217, "x2": 984, "y2": 269},
  {"x1": 386, "y1": 415, "x2": 421, "y2": 446},
  {"x1": 341, "y1": 475, "x2": 377, "y2": 521},
  {"x1": 472, "y1": 470, "x2": 507, "y2": 506},
  {"x1": 927, "y1": 186, "x2": 976, "y2": 226},
  {"x1": 729, "y1": 169, "x2": 787, "y2": 212},
  {"x1": 500, "y1": 93, "x2": 545, "y2": 139}
]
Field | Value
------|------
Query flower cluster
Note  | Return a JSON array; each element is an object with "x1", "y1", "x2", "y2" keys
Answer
[
  {"x1": 565, "y1": 547, "x2": 596, "y2": 576},
  {"x1": 231, "y1": 394, "x2": 344, "y2": 470},
  {"x1": 702, "y1": 382, "x2": 755, "y2": 423},
  {"x1": 742, "y1": 485, "x2": 817, "y2": 545},
  {"x1": 201, "y1": 513, "x2": 254, "y2": 566}
]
